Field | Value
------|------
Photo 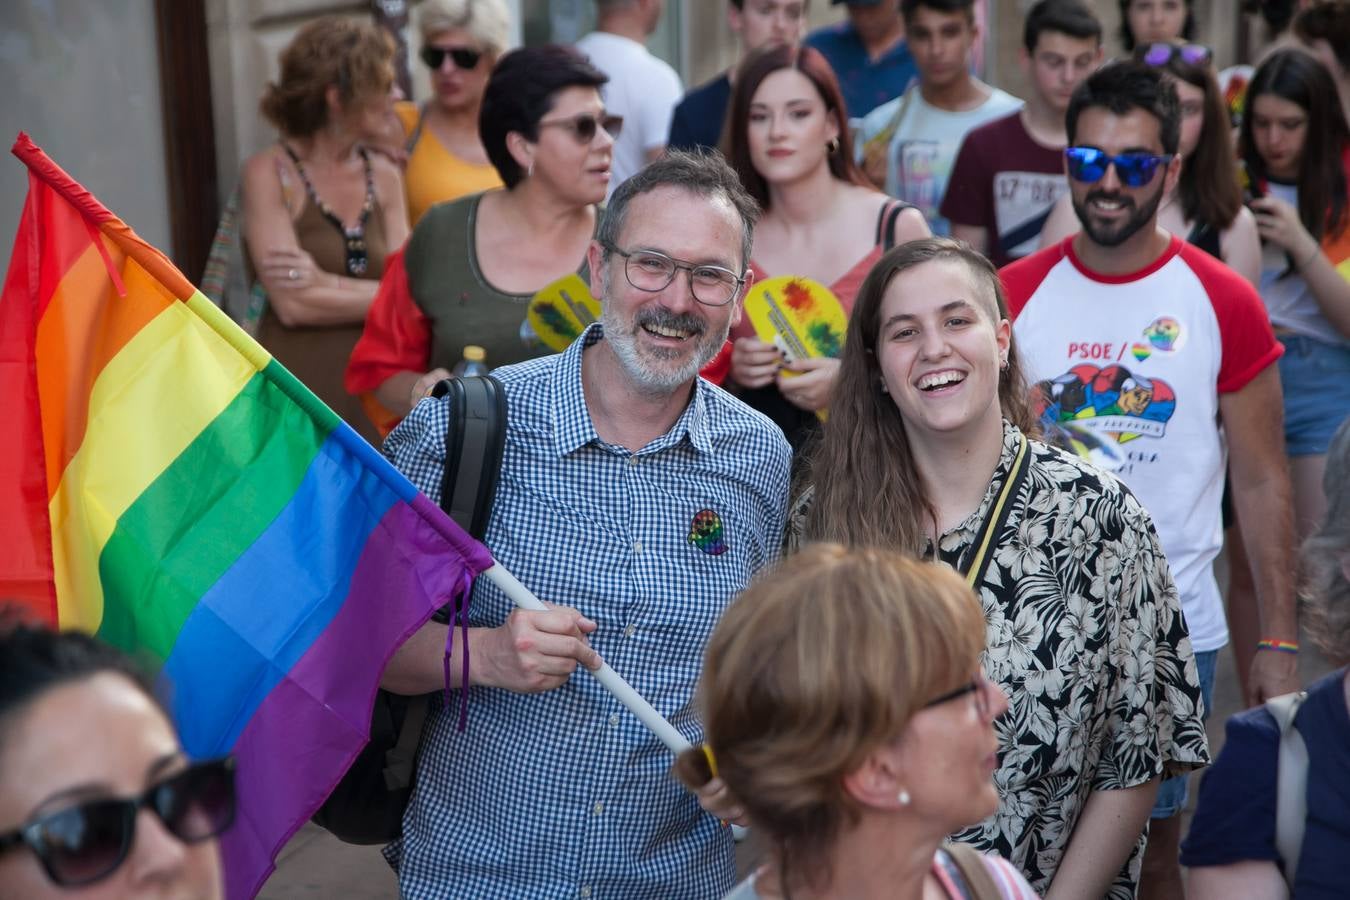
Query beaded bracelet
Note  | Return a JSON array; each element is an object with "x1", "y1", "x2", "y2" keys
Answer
[{"x1": 1256, "y1": 638, "x2": 1299, "y2": 654}]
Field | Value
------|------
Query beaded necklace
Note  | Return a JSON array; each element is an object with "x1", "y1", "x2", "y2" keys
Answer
[{"x1": 281, "y1": 143, "x2": 375, "y2": 276}]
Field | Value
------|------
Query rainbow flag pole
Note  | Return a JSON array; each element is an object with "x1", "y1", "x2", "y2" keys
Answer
[{"x1": 0, "y1": 133, "x2": 494, "y2": 898}]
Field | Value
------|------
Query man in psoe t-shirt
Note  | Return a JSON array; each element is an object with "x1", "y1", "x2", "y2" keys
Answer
[
  {"x1": 942, "y1": 0, "x2": 1102, "y2": 267},
  {"x1": 855, "y1": 0, "x2": 1021, "y2": 235},
  {"x1": 1001, "y1": 61, "x2": 1300, "y2": 899}
]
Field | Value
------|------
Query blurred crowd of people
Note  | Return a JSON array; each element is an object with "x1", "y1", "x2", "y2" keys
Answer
[{"x1": 5, "y1": 0, "x2": 1350, "y2": 898}]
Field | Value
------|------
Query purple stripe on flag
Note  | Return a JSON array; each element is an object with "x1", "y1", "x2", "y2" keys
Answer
[{"x1": 219, "y1": 496, "x2": 492, "y2": 900}]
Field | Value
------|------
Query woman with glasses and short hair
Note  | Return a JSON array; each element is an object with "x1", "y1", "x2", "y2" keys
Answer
[
  {"x1": 241, "y1": 16, "x2": 410, "y2": 444},
  {"x1": 347, "y1": 45, "x2": 616, "y2": 432},
  {"x1": 720, "y1": 43, "x2": 929, "y2": 449},
  {"x1": 788, "y1": 238, "x2": 1208, "y2": 898},
  {"x1": 675, "y1": 543, "x2": 1036, "y2": 899},
  {"x1": 0, "y1": 619, "x2": 236, "y2": 898},
  {"x1": 397, "y1": 0, "x2": 510, "y2": 225}
]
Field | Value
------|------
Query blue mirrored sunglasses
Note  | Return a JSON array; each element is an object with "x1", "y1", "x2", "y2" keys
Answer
[{"x1": 1064, "y1": 147, "x2": 1172, "y2": 187}]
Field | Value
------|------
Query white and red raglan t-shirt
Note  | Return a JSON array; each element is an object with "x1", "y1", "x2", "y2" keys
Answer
[{"x1": 1001, "y1": 236, "x2": 1282, "y2": 652}]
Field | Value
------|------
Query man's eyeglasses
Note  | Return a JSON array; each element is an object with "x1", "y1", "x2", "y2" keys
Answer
[
  {"x1": 0, "y1": 757, "x2": 235, "y2": 887},
  {"x1": 1138, "y1": 42, "x2": 1212, "y2": 69},
  {"x1": 601, "y1": 243, "x2": 745, "y2": 308},
  {"x1": 924, "y1": 675, "x2": 993, "y2": 720},
  {"x1": 1065, "y1": 147, "x2": 1173, "y2": 187},
  {"x1": 537, "y1": 112, "x2": 624, "y2": 144},
  {"x1": 419, "y1": 45, "x2": 483, "y2": 71}
]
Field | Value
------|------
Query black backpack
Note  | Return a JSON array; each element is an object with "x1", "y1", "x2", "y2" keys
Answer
[{"x1": 311, "y1": 375, "x2": 507, "y2": 844}]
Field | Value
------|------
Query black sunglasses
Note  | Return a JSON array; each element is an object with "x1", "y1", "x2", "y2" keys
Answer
[
  {"x1": 0, "y1": 757, "x2": 235, "y2": 887},
  {"x1": 1065, "y1": 146, "x2": 1173, "y2": 187},
  {"x1": 420, "y1": 45, "x2": 483, "y2": 71},
  {"x1": 537, "y1": 112, "x2": 624, "y2": 144}
]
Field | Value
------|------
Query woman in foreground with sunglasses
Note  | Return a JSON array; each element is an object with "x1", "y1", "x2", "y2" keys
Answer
[
  {"x1": 720, "y1": 43, "x2": 929, "y2": 448},
  {"x1": 241, "y1": 17, "x2": 410, "y2": 444},
  {"x1": 0, "y1": 620, "x2": 235, "y2": 898},
  {"x1": 396, "y1": 0, "x2": 509, "y2": 225},
  {"x1": 788, "y1": 239, "x2": 1205, "y2": 898},
  {"x1": 677, "y1": 542, "x2": 1036, "y2": 899},
  {"x1": 347, "y1": 44, "x2": 617, "y2": 432}
]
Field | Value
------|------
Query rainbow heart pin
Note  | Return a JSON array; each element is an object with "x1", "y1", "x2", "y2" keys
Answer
[
  {"x1": 689, "y1": 509, "x2": 728, "y2": 556},
  {"x1": 1131, "y1": 343, "x2": 1151, "y2": 362}
]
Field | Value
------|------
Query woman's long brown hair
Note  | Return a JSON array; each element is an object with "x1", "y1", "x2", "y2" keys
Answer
[{"x1": 801, "y1": 239, "x2": 1038, "y2": 552}]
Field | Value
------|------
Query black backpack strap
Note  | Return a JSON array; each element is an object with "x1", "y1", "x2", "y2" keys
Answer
[
  {"x1": 431, "y1": 374, "x2": 508, "y2": 539},
  {"x1": 383, "y1": 696, "x2": 430, "y2": 790}
]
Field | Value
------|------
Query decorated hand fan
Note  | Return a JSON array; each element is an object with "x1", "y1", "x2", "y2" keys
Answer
[
  {"x1": 742, "y1": 274, "x2": 847, "y2": 365},
  {"x1": 526, "y1": 274, "x2": 601, "y2": 352}
]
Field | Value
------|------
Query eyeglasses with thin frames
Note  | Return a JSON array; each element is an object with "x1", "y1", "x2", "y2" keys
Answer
[
  {"x1": 923, "y1": 674, "x2": 994, "y2": 720},
  {"x1": 0, "y1": 757, "x2": 236, "y2": 887},
  {"x1": 537, "y1": 112, "x2": 624, "y2": 144},
  {"x1": 419, "y1": 45, "x2": 483, "y2": 71},
  {"x1": 601, "y1": 242, "x2": 746, "y2": 308}
]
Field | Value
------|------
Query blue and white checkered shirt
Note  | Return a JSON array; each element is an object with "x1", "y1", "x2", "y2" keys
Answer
[{"x1": 382, "y1": 325, "x2": 790, "y2": 899}]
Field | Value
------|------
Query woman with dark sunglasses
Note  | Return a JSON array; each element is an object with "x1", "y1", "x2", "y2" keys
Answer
[
  {"x1": 675, "y1": 543, "x2": 1035, "y2": 899},
  {"x1": 241, "y1": 17, "x2": 410, "y2": 445},
  {"x1": 0, "y1": 620, "x2": 235, "y2": 898},
  {"x1": 720, "y1": 43, "x2": 929, "y2": 450},
  {"x1": 396, "y1": 0, "x2": 509, "y2": 225},
  {"x1": 346, "y1": 44, "x2": 617, "y2": 434}
]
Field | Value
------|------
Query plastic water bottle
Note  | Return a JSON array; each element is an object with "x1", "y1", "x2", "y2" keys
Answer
[{"x1": 453, "y1": 345, "x2": 489, "y2": 377}]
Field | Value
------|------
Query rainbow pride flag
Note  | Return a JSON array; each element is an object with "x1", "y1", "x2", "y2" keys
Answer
[{"x1": 0, "y1": 134, "x2": 492, "y2": 897}]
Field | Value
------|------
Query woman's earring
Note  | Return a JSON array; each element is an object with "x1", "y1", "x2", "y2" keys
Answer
[
  {"x1": 999, "y1": 355, "x2": 1009, "y2": 371},
  {"x1": 897, "y1": 788, "x2": 911, "y2": 806},
  {"x1": 826, "y1": 136, "x2": 840, "y2": 155},
  {"x1": 527, "y1": 159, "x2": 535, "y2": 178}
]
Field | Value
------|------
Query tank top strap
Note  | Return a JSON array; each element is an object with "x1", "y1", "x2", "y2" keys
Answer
[{"x1": 279, "y1": 143, "x2": 376, "y2": 276}]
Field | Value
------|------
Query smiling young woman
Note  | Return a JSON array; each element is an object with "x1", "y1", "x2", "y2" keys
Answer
[{"x1": 789, "y1": 237, "x2": 1209, "y2": 898}]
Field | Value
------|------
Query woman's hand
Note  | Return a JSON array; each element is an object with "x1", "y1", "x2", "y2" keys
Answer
[
  {"x1": 1249, "y1": 196, "x2": 1318, "y2": 262},
  {"x1": 693, "y1": 776, "x2": 749, "y2": 827},
  {"x1": 409, "y1": 368, "x2": 453, "y2": 409},
  {"x1": 257, "y1": 247, "x2": 322, "y2": 293},
  {"x1": 776, "y1": 357, "x2": 841, "y2": 412},
  {"x1": 730, "y1": 336, "x2": 783, "y2": 389}
]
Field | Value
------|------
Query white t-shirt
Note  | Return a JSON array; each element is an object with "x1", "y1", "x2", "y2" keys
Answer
[
  {"x1": 1259, "y1": 181, "x2": 1348, "y2": 346},
  {"x1": 1002, "y1": 236, "x2": 1283, "y2": 652},
  {"x1": 857, "y1": 84, "x2": 1022, "y2": 235},
  {"x1": 574, "y1": 31, "x2": 683, "y2": 198}
]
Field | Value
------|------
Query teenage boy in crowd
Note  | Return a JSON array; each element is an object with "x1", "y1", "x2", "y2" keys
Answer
[
  {"x1": 942, "y1": 0, "x2": 1102, "y2": 266},
  {"x1": 576, "y1": 0, "x2": 683, "y2": 196},
  {"x1": 1002, "y1": 62, "x2": 1300, "y2": 898},
  {"x1": 668, "y1": 0, "x2": 810, "y2": 154},
  {"x1": 856, "y1": 0, "x2": 1021, "y2": 234},
  {"x1": 805, "y1": 0, "x2": 917, "y2": 119}
]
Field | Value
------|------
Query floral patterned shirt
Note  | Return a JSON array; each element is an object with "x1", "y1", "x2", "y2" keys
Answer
[{"x1": 788, "y1": 422, "x2": 1210, "y2": 897}]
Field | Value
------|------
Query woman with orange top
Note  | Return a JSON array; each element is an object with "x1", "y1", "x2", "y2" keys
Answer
[{"x1": 396, "y1": 0, "x2": 509, "y2": 224}]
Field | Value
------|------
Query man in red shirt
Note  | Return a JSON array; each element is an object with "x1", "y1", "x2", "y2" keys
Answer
[{"x1": 942, "y1": 0, "x2": 1102, "y2": 266}]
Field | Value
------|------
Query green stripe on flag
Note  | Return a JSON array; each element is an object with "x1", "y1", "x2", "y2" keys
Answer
[{"x1": 96, "y1": 370, "x2": 335, "y2": 660}]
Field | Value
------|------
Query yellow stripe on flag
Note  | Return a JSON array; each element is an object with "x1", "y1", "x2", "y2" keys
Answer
[{"x1": 48, "y1": 295, "x2": 259, "y2": 630}]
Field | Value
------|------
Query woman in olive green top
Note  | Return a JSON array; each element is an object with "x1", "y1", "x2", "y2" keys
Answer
[{"x1": 347, "y1": 44, "x2": 618, "y2": 426}]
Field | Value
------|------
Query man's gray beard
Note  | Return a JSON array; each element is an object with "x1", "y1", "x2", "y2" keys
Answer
[{"x1": 599, "y1": 304, "x2": 729, "y2": 396}]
